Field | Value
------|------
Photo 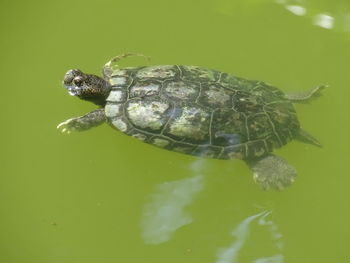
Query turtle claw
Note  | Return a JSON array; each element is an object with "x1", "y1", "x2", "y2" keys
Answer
[
  {"x1": 57, "y1": 118, "x2": 77, "y2": 133},
  {"x1": 62, "y1": 128, "x2": 71, "y2": 134},
  {"x1": 249, "y1": 155, "x2": 297, "y2": 191},
  {"x1": 253, "y1": 170, "x2": 295, "y2": 191},
  {"x1": 57, "y1": 109, "x2": 106, "y2": 133}
]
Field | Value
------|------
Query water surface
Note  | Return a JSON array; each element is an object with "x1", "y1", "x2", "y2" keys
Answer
[{"x1": 1, "y1": 0, "x2": 350, "y2": 262}]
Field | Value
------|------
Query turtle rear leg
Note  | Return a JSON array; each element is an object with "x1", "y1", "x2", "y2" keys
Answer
[
  {"x1": 57, "y1": 108, "x2": 106, "y2": 134},
  {"x1": 245, "y1": 154, "x2": 297, "y2": 190},
  {"x1": 285, "y1": 85, "x2": 327, "y2": 102}
]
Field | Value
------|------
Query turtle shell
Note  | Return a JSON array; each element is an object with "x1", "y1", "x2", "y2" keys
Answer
[{"x1": 104, "y1": 65, "x2": 299, "y2": 160}]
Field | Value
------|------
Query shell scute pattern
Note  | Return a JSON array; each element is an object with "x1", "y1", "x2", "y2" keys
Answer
[
  {"x1": 163, "y1": 80, "x2": 199, "y2": 101},
  {"x1": 198, "y1": 83, "x2": 233, "y2": 108},
  {"x1": 192, "y1": 145, "x2": 223, "y2": 158},
  {"x1": 246, "y1": 113, "x2": 272, "y2": 140},
  {"x1": 129, "y1": 81, "x2": 161, "y2": 98},
  {"x1": 165, "y1": 106, "x2": 211, "y2": 143},
  {"x1": 135, "y1": 65, "x2": 178, "y2": 79},
  {"x1": 106, "y1": 90, "x2": 127, "y2": 103},
  {"x1": 211, "y1": 110, "x2": 245, "y2": 146},
  {"x1": 179, "y1": 66, "x2": 221, "y2": 82},
  {"x1": 104, "y1": 65, "x2": 300, "y2": 159},
  {"x1": 151, "y1": 137, "x2": 171, "y2": 147},
  {"x1": 126, "y1": 98, "x2": 171, "y2": 132}
]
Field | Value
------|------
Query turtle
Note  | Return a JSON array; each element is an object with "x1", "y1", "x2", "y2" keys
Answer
[{"x1": 57, "y1": 53, "x2": 325, "y2": 190}]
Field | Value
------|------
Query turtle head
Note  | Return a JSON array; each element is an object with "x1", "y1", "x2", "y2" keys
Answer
[{"x1": 63, "y1": 69, "x2": 111, "y2": 106}]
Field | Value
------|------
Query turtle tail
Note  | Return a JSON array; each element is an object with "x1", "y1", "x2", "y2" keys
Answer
[{"x1": 295, "y1": 128, "x2": 322, "y2": 147}]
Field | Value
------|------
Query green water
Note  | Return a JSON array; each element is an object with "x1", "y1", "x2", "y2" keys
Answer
[{"x1": 2, "y1": 0, "x2": 350, "y2": 262}]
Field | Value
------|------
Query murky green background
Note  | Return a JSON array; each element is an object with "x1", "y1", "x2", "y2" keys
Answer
[{"x1": 1, "y1": 0, "x2": 350, "y2": 262}]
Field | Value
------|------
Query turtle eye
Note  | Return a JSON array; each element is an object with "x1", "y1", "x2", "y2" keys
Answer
[
  {"x1": 63, "y1": 69, "x2": 83, "y2": 85},
  {"x1": 73, "y1": 76, "x2": 84, "y2": 87}
]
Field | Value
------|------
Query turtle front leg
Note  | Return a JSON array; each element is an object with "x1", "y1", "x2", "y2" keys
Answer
[
  {"x1": 103, "y1": 53, "x2": 150, "y2": 78},
  {"x1": 57, "y1": 108, "x2": 106, "y2": 133},
  {"x1": 245, "y1": 154, "x2": 297, "y2": 190}
]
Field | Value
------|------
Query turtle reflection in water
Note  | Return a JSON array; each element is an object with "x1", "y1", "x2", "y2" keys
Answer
[{"x1": 58, "y1": 54, "x2": 325, "y2": 190}]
